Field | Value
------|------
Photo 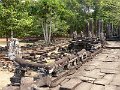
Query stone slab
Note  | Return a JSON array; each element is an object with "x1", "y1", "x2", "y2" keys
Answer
[
  {"x1": 94, "y1": 74, "x2": 114, "y2": 85},
  {"x1": 83, "y1": 65, "x2": 96, "y2": 71},
  {"x1": 100, "y1": 69, "x2": 119, "y2": 74},
  {"x1": 20, "y1": 77, "x2": 34, "y2": 90},
  {"x1": 2, "y1": 86, "x2": 19, "y2": 90},
  {"x1": 60, "y1": 78, "x2": 81, "y2": 90},
  {"x1": 110, "y1": 74, "x2": 120, "y2": 86},
  {"x1": 32, "y1": 85, "x2": 50, "y2": 90},
  {"x1": 50, "y1": 85, "x2": 60, "y2": 90},
  {"x1": 84, "y1": 61, "x2": 102, "y2": 67},
  {"x1": 97, "y1": 62, "x2": 120, "y2": 70},
  {"x1": 60, "y1": 79, "x2": 70, "y2": 86},
  {"x1": 83, "y1": 69, "x2": 105, "y2": 79},
  {"x1": 104, "y1": 85, "x2": 116, "y2": 90},
  {"x1": 90, "y1": 84, "x2": 104, "y2": 90},
  {"x1": 75, "y1": 82, "x2": 92, "y2": 90},
  {"x1": 116, "y1": 86, "x2": 120, "y2": 90},
  {"x1": 75, "y1": 76, "x2": 95, "y2": 83}
]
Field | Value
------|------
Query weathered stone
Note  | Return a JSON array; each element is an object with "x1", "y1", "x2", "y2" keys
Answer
[
  {"x1": 60, "y1": 78, "x2": 81, "y2": 90},
  {"x1": 50, "y1": 85, "x2": 60, "y2": 90},
  {"x1": 90, "y1": 84, "x2": 104, "y2": 90},
  {"x1": 32, "y1": 85, "x2": 50, "y2": 90},
  {"x1": 116, "y1": 86, "x2": 120, "y2": 90},
  {"x1": 60, "y1": 79, "x2": 70, "y2": 86},
  {"x1": 106, "y1": 42, "x2": 120, "y2": 48},
  {"x1": 110, "y1": 74, "x2": 120, "y2": 86},
  {"x1": 51, "y1": 77, "x2": 65, "y2": 87},
  {"x1": 92, "y1": 54, "x2": 108, "y2": 61},
  {"x1": 83, "y1": 65, "x2": 96, "y2": 71},
  {"x1": 100, "y1": 69, "x2": 119, "y2": 74},
  {"x1": 75, "y1": 76, "x2": 95, "y2": 83},
  {"x1": 84, "y1": 61, "x2": 102, "y2": 67},
  {"x1": 2, "y1": 86, "x2": 19, "y2": 90},
  {"x1": 94, "y1": 74, "x2": 114, "y2": 85},
  {"x1": 20, "y1": 77, "x2": 34, "y2": 90},
  {"x1": 104, "y1": 85, "x2": 116, "y2": 90},
  {"x1": 75, "y1": 82, "x2": 92, "y2": 90},
  {"x1": 97, "y1": 62, "x2": 120, "y2": 70},
  {"x1": 83, "y1": 69, "x2": 105, "y2": 79}
]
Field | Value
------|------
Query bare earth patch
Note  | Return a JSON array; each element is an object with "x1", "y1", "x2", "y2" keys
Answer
[{"x1": 0, "y1": 68, "x2": 13, "y2": 90}]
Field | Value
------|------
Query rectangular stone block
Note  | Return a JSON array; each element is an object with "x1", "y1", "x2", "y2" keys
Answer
[
  {"x1": 60, "y1": 78, "x2": 81, "y2": 90},
  {"x1": 105, "y1": 85, "x2": 116, "y2": 90},
  {"x1": 110, "y1": 74, "x2": 120, "y2": 86},
  {"x1": 100, "y1": 69, "x2": 119, "y2": 74},
  {"x1": 2, "y1": 86, "x2": 19, "y2": 90},
  {"x1": 50, "y1": 85, "x2": 60, "y2": 90},
  {"x1": 20, "y1": 77, "x2": 34, "y2": 90},
  {"x1": 83, "y1": 69, "x2": 105, "y2": 79},
  {"x1": 94, "y1": 74, "x2": 114, "y2": 85},
  {"x1": 75, "y1": 82, "x2": 92, "y2": 90},
  {"x1": 76, "y1": 76, "x2": 95, "y2": 83},
  {"x1": 97, "y1": 62, "x2": 119, "y2": 70},
  {"x1": 90, "y1": 84, "x2": 104, "y2": 90}
]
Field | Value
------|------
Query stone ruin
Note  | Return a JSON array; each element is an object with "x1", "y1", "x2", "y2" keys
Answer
[{"x1": 8, "y1": 38, "x2": 22, "y2": 60}]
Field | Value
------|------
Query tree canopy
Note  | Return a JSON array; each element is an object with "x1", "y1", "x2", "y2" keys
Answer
[{"x1": 0, "y1": 0, "x2": 120, "y2": 41}]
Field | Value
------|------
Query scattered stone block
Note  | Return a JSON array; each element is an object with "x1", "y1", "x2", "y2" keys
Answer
[{"x1": 20, "y1": 77, "x2": 34, "y2": 90}]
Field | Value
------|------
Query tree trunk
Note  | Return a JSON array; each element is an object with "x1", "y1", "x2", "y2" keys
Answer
[
  {"x1": 48, "y1": 19, "x2": 52, "y2": 44},
  {"x1": 45, "y1": 22, "x2": 48, "y2": 45},
  {"x1": 42, "y1": 20, "x2": 47, "y2": 44},
  {"x1": 6, "y1": 31, "x2": 9, "y2": 51},
  {"x1": 11, "y1": 30, "x2": 13, "y2": 39}
]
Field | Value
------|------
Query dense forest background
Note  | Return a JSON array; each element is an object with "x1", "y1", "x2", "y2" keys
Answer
[{"x1": 0, "y1": 0, "x2": 120, "y2": 42}]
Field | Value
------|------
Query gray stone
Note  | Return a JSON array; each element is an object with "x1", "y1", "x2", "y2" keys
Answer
[
  {"x1": 75, "y1": 76, "x2": 95, "y2": 83},
  {"x1": 20, "y1": 77, "x2": 34, "y2": 90},
  {"x1": 75, "y1": 82, "x2": 92, "y2": 90},
  {"x1": 32, "y1": 85, "x2": 50, "y2": 90},
  {"x1": 116, "y1": 86, "x2": 120, "y2": 90},
  {"x1": 97, "y1": 62, "x2": 120, "y2": 70},
  {"x1": 90, "y1": 84, "x2": 104, "y2": 90},
  {"x1": 50, "y1": 85, "x2": 60, "y2": 90},
  {"x1": 83, "y1": 65, "x2": 96, "y2": 71},
  {"x1": 84, "y1": 61, "x2": 102, "y2": 67},
  {"x1": 60, "y1": 78, "x2": 81, "y2": 90},
  {"x1": 100, "y1": 69, "x2": 119, "y2": 74},
  {"x1": 83, "y1": 69, "x2": 105, "y2": 79},
  {"x1": 104, "y1": 85, "x2": 116, "y2": 90},
  {"x1": 110, "y1": 74, "x2": 120, "y2": 86},
  {"x1": 2, "y1": 86, "x2": 19, "y2": 90},
  {"x1": 60, "y1": 79, "x2": 70, "y2": 86},
  {"x1": 94, "y1": 74, "x2": 114, "y2": 85}
]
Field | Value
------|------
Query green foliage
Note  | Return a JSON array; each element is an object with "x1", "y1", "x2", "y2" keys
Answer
[
  {"x1": 0, "y1": 0, "x2": 120, "y2": 38},
  {"x1": 0, "y1": 0, "x2": 34, "y2": 38}
]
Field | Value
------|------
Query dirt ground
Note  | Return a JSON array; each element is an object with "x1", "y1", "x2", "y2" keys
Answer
[
  {"x1": 0, "y1": 39, "x2": 13, "y2": 90},
  {"x1": 0, "y1": 38, "x2": 33, "y2": 47},
  {"x1": 0, "y1": 68, "x2": 13, "y2": 90}
]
